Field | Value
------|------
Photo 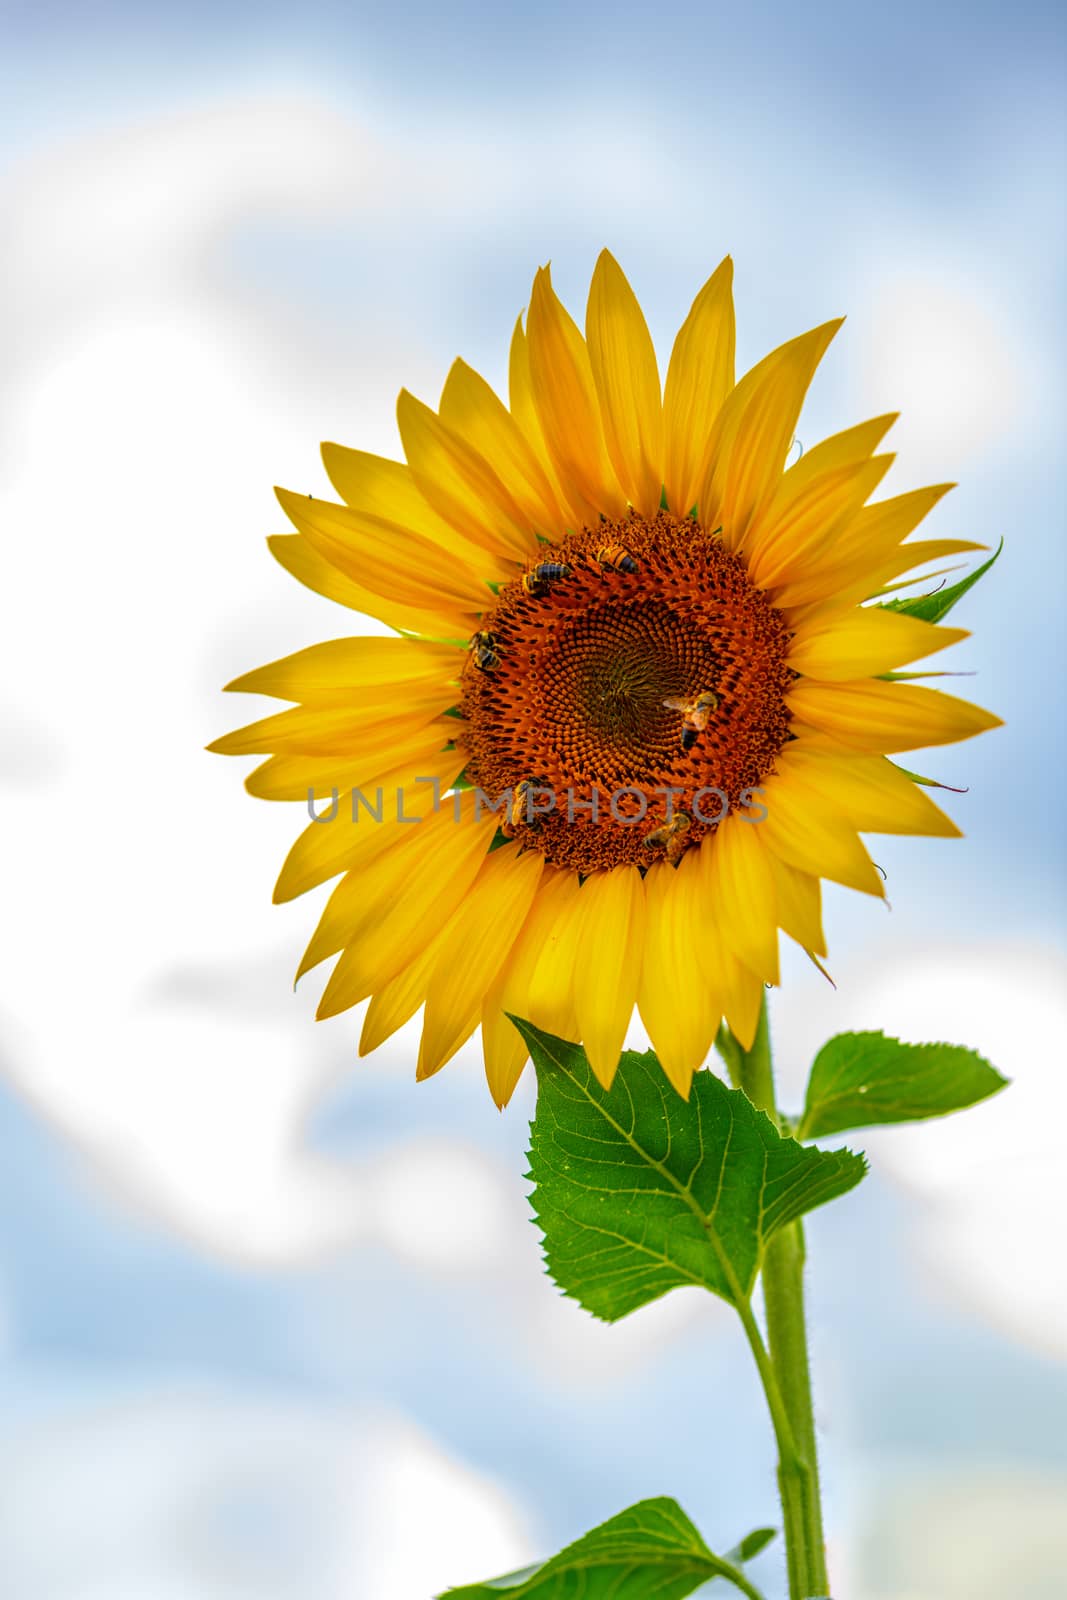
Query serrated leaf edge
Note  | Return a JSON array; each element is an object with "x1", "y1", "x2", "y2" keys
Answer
[{"x1": 518, "y1": 1019, "x2": 867, "y2": 1317}]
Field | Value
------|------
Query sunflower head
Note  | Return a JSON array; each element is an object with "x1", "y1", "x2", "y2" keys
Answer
[
  {"x1": 212, "y1": 251, "x2": 1001, "y2": 1106},
  {"x1": 460, "y1": 510, "x2": 795, "y2": 873}
]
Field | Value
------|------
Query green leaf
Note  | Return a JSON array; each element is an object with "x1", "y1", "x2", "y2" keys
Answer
[
  {"x1": 726, "y1": 1527, "x2": 777, "y2": 1564},
  {"x1": 880, "y1": 538, "x2": 1002, "y2": 622},
  {"x1": 798, "y1": 1030, "x2": 1008, "y2": 1139},
  {"x1": 518, "y1": 1019, "x2": 866, "y2": 1321},
  {"x1": 439, "y1": 1497, "x2": 769, "y2": 1599}
]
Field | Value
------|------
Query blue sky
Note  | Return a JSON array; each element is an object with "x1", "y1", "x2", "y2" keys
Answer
[{"x1": 0, "y1": 2, "x2": 1065, "y2": 1596}]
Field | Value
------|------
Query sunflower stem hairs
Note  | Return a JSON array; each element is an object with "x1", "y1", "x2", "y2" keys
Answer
[{"x1": 214, "y1": 253, "x2": 1005, "y2": 1599}]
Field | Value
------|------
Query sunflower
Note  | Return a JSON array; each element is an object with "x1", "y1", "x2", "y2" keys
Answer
[{"x1": 212, "y1": 252, "x2": 1000, "y2": 1106}]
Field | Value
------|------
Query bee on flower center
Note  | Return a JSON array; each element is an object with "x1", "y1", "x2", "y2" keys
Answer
[
  {"x1": 642, "y1": 811, "x2": 692, "y2": 865},
  {"x1": 522, "y1": 561, "x2": 572, "y2": 598},
  {"x1": 504, "y1": 777, "x2": 548, "y2": 834},
  {"x1": 664, "y1": 690, "x2": 720, "y2": 752},
  {"x1": 469, "y1": 629, "x2": 501, "y2": 673},
  {"x1": 595, "y1": 545, "x2": 639, "y2": 575}
]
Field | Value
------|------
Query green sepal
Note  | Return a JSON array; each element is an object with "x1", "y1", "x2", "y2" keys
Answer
[
  {"x1": 887, "y1": 761, "x2": 967, "y2": 792},
  {"x1": 875, "y1": 669, "x2": 972, "y2": 681},
  {"x1": 798, "y1": 1030, "x2": 1008, "y2": 1140},
  {"x1": 517, "y1": 1019, "x2": 866, "y2": 1321},
  {"x1": 438, "y1": 1497, "x2": 771, "y2": 1599},
  {"x1": 879, "y1": 538, "x2": 1002, "y2": 622}
]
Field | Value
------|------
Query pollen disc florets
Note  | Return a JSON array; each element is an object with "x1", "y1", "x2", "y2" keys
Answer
[{"x1": 460, "y1": 512, "x2": 794, "y2": 873}]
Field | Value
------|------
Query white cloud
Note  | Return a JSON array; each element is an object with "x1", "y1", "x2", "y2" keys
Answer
[
  {"x1": 342, "y1": 1418, "x2": 533, "y2": 1599},
  {"x1": 849, "y1": 1463, "x2": 1067, "y2": 1599},
  {"x1": 359, "y1": 1134, "x2": 521, "y2": 1275},
  {"x1": 0, "y1": 1392, "x2": 533, "y2": 1600},
  {"x1": 1, "y1": 94, "x2": 374, "y2": 319},
  {"x1": 853, "y1": 265, "x2": 1028, "y2": 474},
  {"x1": 341, "y1": 1112, "x2": 724, "y2": 1386},
  {"x1": 0, "y1": 95, "x2": 406, "y2": 1264}
]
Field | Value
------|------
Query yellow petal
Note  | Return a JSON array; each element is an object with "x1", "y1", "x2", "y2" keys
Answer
[
  {"x1": 720, "y1": 957, "x2": 765, "y2": 1052},
  {"x1": 788, "y1": 607, "x2": 969, "y2": 681},
  {"x1": 522, "y1": 868, "x2": 587, "y2": 1039},
  {"x1": 209, "y1": 700, "x2": 446, "y2": 758},
  {"x1": 243, "y1": 719, "x2": 457, "y2": 801},
  {"x1": 836, "y1": 482, "x2": 957, "y2": 561},
  {"x1": 526, "y1": 266, "x2": 627, "y2": 521},
  {"x1": 275, "y1": 489, "x2": 487, "y2": 625},
  {"x1": 662, "y1": 257, "x2": 735, "y2": 518},
  {"x1": 508, "y1": 313, "x2": 579, "y2": 517},
  {"x1": 320, "y1": 442, "x2": 503, "y2": 578},
  {"x1": 786, "y1": 679, "x2": 1003, "y2": 754},
  {"x1": 418, "y1": 843, "x2": 544, "y2": 1080},
  {"x1": 320, "y1": 443, "x2": 448, "y2": 529},
  {"x1": 759, "y1": 768, "x2": 885, "y2": 897},
  {"x1": 765, "y1": 852, "x2": 826, "y2": 957},
  {"x1": 359, "y1": 929, "x2": 448, "y2": 1057},
  {"x1": 296, "y1": 826, "x2": 429, "y2": 980},
  {"x1": 225, "y1": 636, "x2": 460, "y2": 706},
  {"x1": 481, "y1": 867, "x2": 579, "y2": 1108},
  {"x1": 747, "y1": 456, "x2": 894, "y2": 589},
  {"x1": 862, "y1": 538, "x2": 987, "y2": 593},
  {"x1": 479, "y1": 1009, "x2": 530, "y2": 1111},
  {"x1": 636, "y1": 853, "x2": 719, "y2": 1096},
  {"x1": 771, "y1": 485, "x2": 955, "y2": 609},
  {"x1": 779, "y1": 538, "x2": 984, "y2": 621},
  {"x1": 571, "y1": 865, "x2": 645, "y2": 1088},
  {"x1": 439, "y1": 358, "x2": 565, "y2": 540},
  {"x1": 273, "y1": 747, "x2": 465, "y2": 903},
  {"x1": 778, "y1": 747, "x2": 962, "y2": 838},
  {"x1": 585, "y1": 250, "x2": 664, "y2": 518},
  {"x1": 316, "y1": 799, "x2": 496, "y2": 1015},
  {"x1": 396, "y1": 389, "x2": 537, "y2": 561},
  {"x1": 705, "y1": 812, "x2": 780, "y2": 984},
  {"x1": 267, "y1": 534, "x2": 461, "y2": 638},
  {"x1": 772, "y1": 414, "x2": 898, "y2": 493},
  {"x1": 688, "y1": 837, "x2": 766, "y2": 1048},
  {"x1": 698, "y1": 319, "x2": 844, "y2": 549}
]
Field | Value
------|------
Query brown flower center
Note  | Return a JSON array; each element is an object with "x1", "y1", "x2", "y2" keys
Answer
[{"x1": 460, "y1": 513, "x2": 793, "y2": 872}]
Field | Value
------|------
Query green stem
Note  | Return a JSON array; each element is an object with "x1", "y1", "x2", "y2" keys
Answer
[
  {"x1": 734, "y1": 1297, "x2": 811, "y2": 1600},
  {"x1": 735, "y1": 995, "x2": 830, "y2": 1600},
  {"x1": 716, "y1": 1548, "x2": 771, "y2": 1600},
  {"x1": 763, "y1": 1221, "x2": 827, "y2": 1585}
]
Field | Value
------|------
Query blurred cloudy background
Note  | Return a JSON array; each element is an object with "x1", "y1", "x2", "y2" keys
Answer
[{"x1": 1, "y1": 1, "x2": 1065, "y2": 1596}]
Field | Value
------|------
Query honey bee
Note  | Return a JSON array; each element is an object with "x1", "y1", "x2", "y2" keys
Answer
[
  {"x1": 642, "y1": 811, "x2": 691, "y2": 864},
  {"x1": 663, "y1": 690, "x2": 720, "y2": 752},
  {"x1": 522, "y1": 562, "x2": 572, "y2": 598},
  {"x1": 595, "y1": 545, "x2": 639, "y2": 575},
  {"x1": 505, "y1": 778, "x2": 544, "y2": 834},
  {"x1": 469, "y1": 629, "x2": 501, "y2": 672}
]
